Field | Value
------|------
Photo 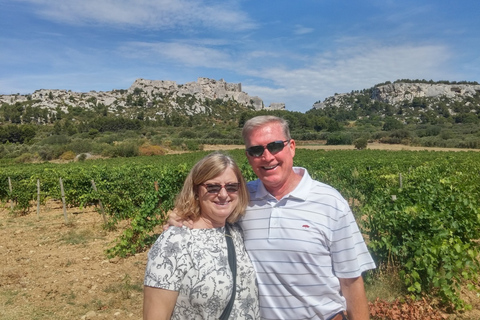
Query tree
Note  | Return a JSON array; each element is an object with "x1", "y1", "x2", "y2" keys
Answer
[
  {"x1": 354, "y1": 137, "x2": 368, "y2": 150},
  {"x1": 382, "y1": 117, "x2": 404, "y2": 131}
]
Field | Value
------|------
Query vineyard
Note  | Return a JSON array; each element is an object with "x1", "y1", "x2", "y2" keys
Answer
[{"x1": 1, "y1": 149, "x2": 479, "y2": 319}]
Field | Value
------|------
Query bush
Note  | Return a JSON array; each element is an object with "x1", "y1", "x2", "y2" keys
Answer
[
  {"x1": 363, "y1": 161, "x2": 480, "y2": 309},
  {"x1": 14, "y1": 153, "x2": 35, "y2": 163},
  {"x1": 67, "y1": 139, "x2": 93, "y2": 154},
  {"x1": 203, "y1": 130, "x2": 227, "y2": 139},
  {"x1": 111, "y1": 142, "x2": 139, "y2": 157},
  {"x1": 178, "y1": 130, "x2": 197, "y2": 138},
  {"x1": 326, "y1": 133, "x2": 353, "y2": 145},
  {"x1": 139, "y1": 143, "x2": 166, "y2": 156},
  {"x1": 37, "y1": 145, "x2": 63, "y2": 161},
  {"x1": 76, "y1": 153, "x2": 88, "y2": 161},
  {"x1": 40, "y1": 134, "x2": 70, "y2": 145},
  {"x1": 184, "y1": 140, "x2": 202, "y2": 151},
  {"x1": 354, "y1": 137, "x2": 368, "y2": 150},
  {"x1": 59, "y1": 150, "x2": 76, "y2": 161}
]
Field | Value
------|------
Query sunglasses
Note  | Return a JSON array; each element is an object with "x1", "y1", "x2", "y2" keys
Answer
[
  {"x1": 246, "y1": 140, "x2": 290, "y2": 157},
  {"x1": 200, "y1": 183, "x2": 240, "y2": 194}
]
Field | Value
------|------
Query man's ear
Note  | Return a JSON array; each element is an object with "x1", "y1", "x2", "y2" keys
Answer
[{"x1": 289, "y1": 139, "x2": 296, "y2": 156}]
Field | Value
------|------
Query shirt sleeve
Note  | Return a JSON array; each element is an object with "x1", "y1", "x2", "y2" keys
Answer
[
  {"x1": 144, "y1": 228, "x2": 190, "y2": 291},
  {"x1": 330, "y1": 202, "x2": 376, "y2": 278}
]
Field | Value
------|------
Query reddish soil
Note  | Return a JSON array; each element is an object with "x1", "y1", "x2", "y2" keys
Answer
[{"x1": 0, "y1": 201, "x2": 148, "y2": 320}]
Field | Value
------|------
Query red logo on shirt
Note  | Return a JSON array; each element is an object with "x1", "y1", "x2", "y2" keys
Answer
[{"x1": 302, "y1": 224, "x2": 310, "y2": 228}]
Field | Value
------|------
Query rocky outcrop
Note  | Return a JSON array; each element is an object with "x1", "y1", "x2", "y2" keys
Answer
[
  {"x1": 265, "y1": 102, "x2": 286, "y2": 111},
  {"x1": 129, "y1": 78, "x2": 264, "y2": 110},
  {"x1": 313, "y1": 82, "x2": 480, "y2": 110},
  {"x1": 373, "y1": 83, "x2": 480, "y2": 105},
  {"x1": 0, "y1": 77, "x2": 266, "y2": 117}
]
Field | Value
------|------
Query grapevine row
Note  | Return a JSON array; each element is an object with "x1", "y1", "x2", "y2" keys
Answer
[{"x1": 1, "y1": 149, "x2": 479, "y2": 309}]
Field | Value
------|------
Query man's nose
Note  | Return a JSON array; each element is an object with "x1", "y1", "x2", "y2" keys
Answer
[{"x1": 261, "y1": 148, "x2": 276, "y2": 160}]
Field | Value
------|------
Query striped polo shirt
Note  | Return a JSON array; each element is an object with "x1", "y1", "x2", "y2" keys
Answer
[{"x1": 239, "y1": 167, "x2": 376, "y2": 320}]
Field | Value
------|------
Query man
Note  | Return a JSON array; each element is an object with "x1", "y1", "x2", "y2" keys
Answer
[
  {"x1": 169, "y1": 115, "x2": 375, "y2": 319},
  {"x1": 240, "y1": 115, "x2": 375, "y2": 320}
]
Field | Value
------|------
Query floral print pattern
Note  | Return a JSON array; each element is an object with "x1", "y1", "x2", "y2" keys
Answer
[{"x1": 145, "y1": 224, "x2": 259, "y2": 320}]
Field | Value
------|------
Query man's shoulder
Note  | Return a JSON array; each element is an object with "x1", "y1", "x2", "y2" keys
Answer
[
  {"x1": 299, "y1": 172, "x2": 347, "y2": 203},
  {"x1": 246, "y1": 179, "x2": 261, "y2": 191}
]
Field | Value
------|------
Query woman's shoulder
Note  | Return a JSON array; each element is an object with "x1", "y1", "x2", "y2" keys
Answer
[
  {"x1": 153, "y1": 226, "x2": 193, "y2": 246},
  {"x1": 227, "y1": 223, "x2": 245, "y2": 242},
  {"x1": 148, "y1": 226, "x2": 194, "y2": 260}
]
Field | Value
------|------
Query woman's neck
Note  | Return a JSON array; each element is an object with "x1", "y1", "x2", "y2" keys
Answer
[{"x1": 191, "y1": 216, "x2": 225, "y2": 229}]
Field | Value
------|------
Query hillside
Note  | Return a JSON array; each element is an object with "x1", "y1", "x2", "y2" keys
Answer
[
  {"x1": 312, "y1": 80, "x2": 480, "y2": 124},
  {"x1": 0, "y1": 77, "x2": 287, "y2": 125},
  {"x1": 0, "y1": 78, "x2": 479, "y2": 162}
]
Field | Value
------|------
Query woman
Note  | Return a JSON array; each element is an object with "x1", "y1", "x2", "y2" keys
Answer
[{"x1": 143, "y1": 152, "x2": 259, "y2": 320}]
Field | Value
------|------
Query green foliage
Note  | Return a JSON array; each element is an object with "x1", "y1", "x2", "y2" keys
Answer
[
  {"x1": 1, "y1": 141, "x2": 480, "y2": 310},
  {"x1": 0, "y1": 124, "x2": 37, "y2": 143},
  {"x1": 326, "y1": 132, "x2": 352, "y2": 145},
  {"x1": 382, "y1": 117, "x2": 404, "y2": 131},
  {"x1": 362, "y1": 159, "x2": 480, "y2": 310},
  {"x1": 354, "y1": 137, "x2": 368, "y2": 149}
]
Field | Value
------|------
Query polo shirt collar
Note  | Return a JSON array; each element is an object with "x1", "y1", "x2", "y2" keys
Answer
[{"x1": 254, "y1": 167, "x2": 312, "y2": 201}]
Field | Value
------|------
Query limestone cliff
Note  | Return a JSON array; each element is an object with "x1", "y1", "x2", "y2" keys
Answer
[
  {"x1": 313, "y1": 82, "x2": 480, "y2": 110},
  {"x1": 0, "y1": 77, "x2": 265, "y2": 117}
]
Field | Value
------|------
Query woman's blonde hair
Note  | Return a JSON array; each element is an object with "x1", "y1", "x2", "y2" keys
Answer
[{"x1": 174, "y1": 152, "x2": 249, "y2": 224}]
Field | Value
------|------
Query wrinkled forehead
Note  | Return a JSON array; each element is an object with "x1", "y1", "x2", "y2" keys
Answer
[{"x1": 245, "y1": 122, "x2": 287, "y2": 145}]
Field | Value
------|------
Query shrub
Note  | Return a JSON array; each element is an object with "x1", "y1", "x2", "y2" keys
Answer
[
  {"x1": 67, "y1": 139, "x2": 93, "y2": 154},
  {"x1": 59, "y1": 150, "x2": 76, "y2": 161},
  {"x1": 184, "y1": 140, "x2": 203, "y2": 151},
  {"x1": 111, "y1": 141, "x2": 139, "y2": 157},
  {"x1": 204, "y1": 130, "x2": 227, "y2": 139},
  {"x1": 178, "y1": 130, "x2": 197, "y2": 138},
  {"x1": 363, "y1": 161, "x2": 480, "y2": 309},
  {"x1": 76, "y1": 153, "x2": 88, "y2": 161},
  {"x1": 40, "y1": 134, "x2": 70, "y2": 145},
  {"x1": 139, "y1": 143, "x2": 166, "y2": 156},
  {"x1": 14, "y1": 153, "x2": 35, "y2": 163},
  {"x1": 326, "y1": 133, "x2": 353, "y2": 145},
  {"x1": 354, "y1": 137, "x2": 368, "y2": 150}
]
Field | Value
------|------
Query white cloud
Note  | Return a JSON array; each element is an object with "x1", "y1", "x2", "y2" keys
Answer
[
  {"x1": 18, "y1": 0, "x2": 256, "y2": 31},
  {"x1": 119, "y1": 41, "x2": 234, "y2": 68},
  {"x1": 293, "y1": 25, "x2": 314, "y2": 35},
  {"x1": 243, "y1": 44, "x2": 456, "y2": 111}
]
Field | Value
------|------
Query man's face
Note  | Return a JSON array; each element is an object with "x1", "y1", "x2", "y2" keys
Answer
[{"x1": 245, "y1": 122, "x2": 296, "y2": 192}]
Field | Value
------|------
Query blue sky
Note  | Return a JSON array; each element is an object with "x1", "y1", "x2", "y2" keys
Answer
[{"x1": 1, "y1": 0, "x2": 479, "y2": 113}]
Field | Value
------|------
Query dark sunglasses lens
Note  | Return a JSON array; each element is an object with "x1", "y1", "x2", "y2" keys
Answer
[
  {"x1": 205, "y1": 185, "x2": 222, "y2": 193},
  {"x1": 204, "y1": 183, "x2": 240, "y2": 193},
  {"x1": 266, "y1": 141, "x2": 285, "y2": 154},
  {"x1": 247, "y1": 146, "x2": 265, "y2": 157},
  {"x1": 225, "y1": 183, "x2": 240, "y2": 193}
]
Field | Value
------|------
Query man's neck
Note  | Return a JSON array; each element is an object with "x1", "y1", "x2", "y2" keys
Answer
[{"x1": 265, "y1": 170, "x2": 303, "y2": 200}]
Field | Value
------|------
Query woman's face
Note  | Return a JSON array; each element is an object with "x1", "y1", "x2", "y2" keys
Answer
[{"x1": 198, "y1": 167, "x2": 239, "y2": 227}]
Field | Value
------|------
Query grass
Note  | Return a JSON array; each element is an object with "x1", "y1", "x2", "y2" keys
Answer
[
  {"x1": 365, "y1": 264, "x2": 406, "y2": 303},
  {"x1": 104, "y1": 274, "x2": 143, "y2": 300},
  {"x1": 60, "y1": 229, "x2": 94, "y2": 245},
  {"x1": 59, "y1": 226, "x2": 105, "y2": 246}
]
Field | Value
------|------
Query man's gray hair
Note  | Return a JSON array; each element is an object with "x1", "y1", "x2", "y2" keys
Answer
[{"x1": 242, "y1": 115, "x2": 291, "y2": 143}]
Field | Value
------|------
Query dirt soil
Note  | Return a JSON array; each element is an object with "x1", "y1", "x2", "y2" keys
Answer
[
  {"x1": 1, "y1": 143, "x2": 479, "y2": 320},
  {"x1": 0, "y1": 201, "x2": 148, "y2": 320}
]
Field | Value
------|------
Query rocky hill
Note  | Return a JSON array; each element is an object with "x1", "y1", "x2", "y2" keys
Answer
[
  {"x1": 0, "y1": 78, "x2": 286, "y2": 119},
  {"x1": 313, "y1": 82, "x2": 480, "y2": 110}
]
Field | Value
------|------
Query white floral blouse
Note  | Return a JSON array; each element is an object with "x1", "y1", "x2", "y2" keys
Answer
[{"x1": 144, "y1": 224, "x2": 259, "y2": 320}]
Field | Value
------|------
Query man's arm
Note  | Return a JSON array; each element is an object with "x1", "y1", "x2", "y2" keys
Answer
[
  {"x1": 162, "y1": 209, "x2": 193, "y2": 231},
  {"x1": 339, "y1": 276, "x2": 370, "y2": 320},
  {"x1": 143, "y1": 286, "x2": 179, "y2": 320}
]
